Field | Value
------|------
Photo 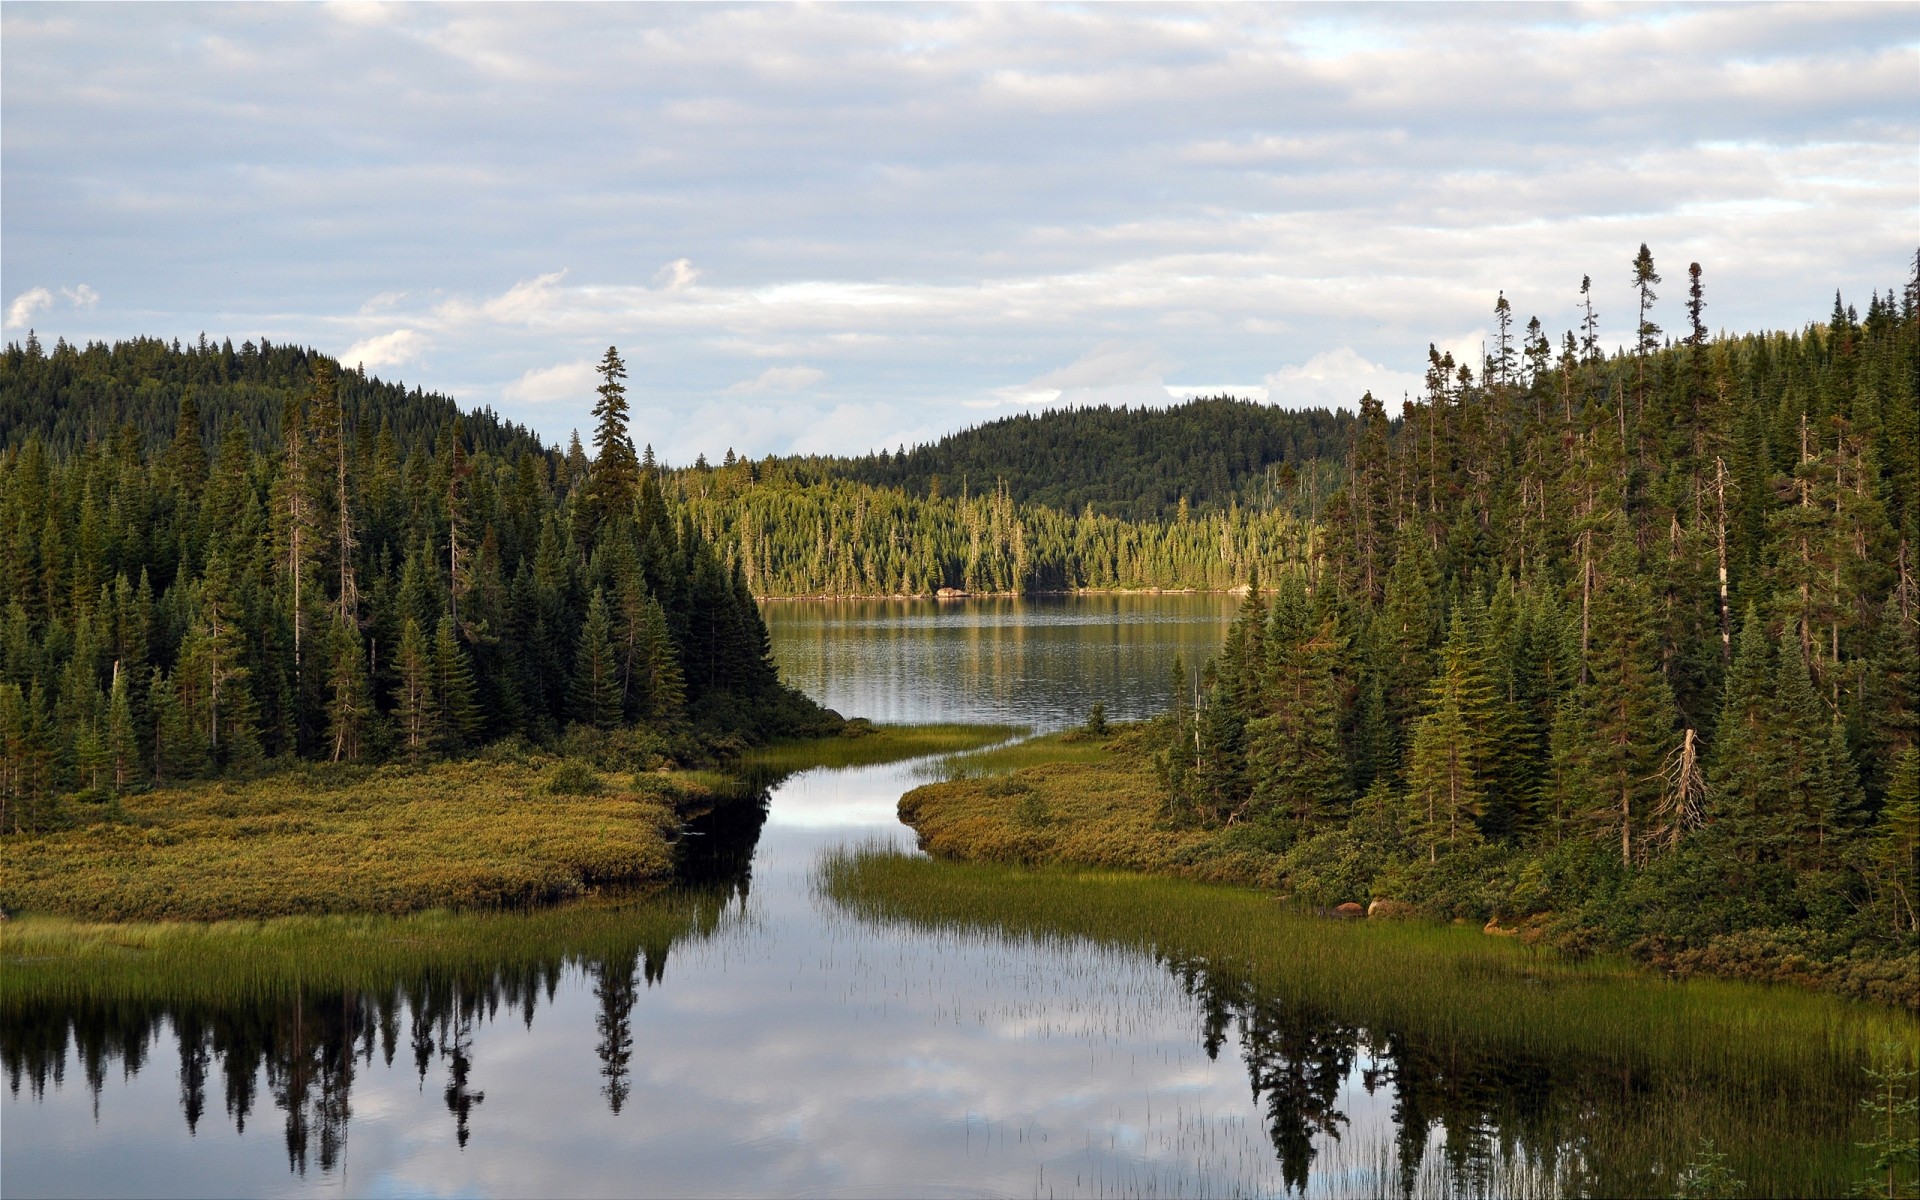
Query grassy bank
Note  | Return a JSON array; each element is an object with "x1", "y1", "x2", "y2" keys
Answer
[
  {"x1": 0, "y1": 895, "x2": 719, "y2": 1009},
  {"x1": 824, "y1": 847, "x2": 1920, "y2": 1199},
  {"x1": 740, "y1": 722, "x2": 1020, "y2": 774},
  {"x1": 0, "y1": 722, "x2": 1014, "y2": 924},
  {"x1": 0, "y1": 754, "x2": 718, "y2": 921},
  {"x1": 897, "y1": 725, "x2": 1920, "y2": 1008},
  {"x1": 900, "y1": 725, "x2": 1289, "y2": 886}
]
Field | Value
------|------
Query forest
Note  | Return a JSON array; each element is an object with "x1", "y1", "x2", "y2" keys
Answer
[
  {"x1": 0, "y1": 342, "x2": 830, "y2": 832},
  {"x1": 789, "y1": 396, "x2": 1351, "y2": 521},
  {"x1": 1129, "y1": 253, "x2": 1919, "y2": 988}
]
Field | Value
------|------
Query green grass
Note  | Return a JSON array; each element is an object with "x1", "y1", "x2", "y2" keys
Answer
[
  {"x1": 0, "y1": 895, "x2": 722, "y2": 1009},
  {"x1": 915, "y1": 727, "x2": 1121, "y2": 780},
  {"x1": 824, "y1": 847, "x2": 1920, "y2": 1199},
  {"x1": 0, "y1": 756, "x2": 721, "y2": 921},
  {"x1": 741, "y1": 722, "x2": 1021, "y2": 773}
]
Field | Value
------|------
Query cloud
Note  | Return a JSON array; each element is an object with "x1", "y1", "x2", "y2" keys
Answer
[
  {"x1": 340, "y1": 328, "x2": 426, "y2": 369},
  {"x1": 5, "y1": 288, "x2": 54, "y2": 329},
  {"x1": 503, "y1": 358, "x2": 599, "y2": 404},
  {"x1": 654, "y1": 258, "x2": 701, "y2": 293},
  {"x1": 727, "y1": 365, "x2": 826, "y2": 393},
  {"x1": 60, "y1": 284, "x2": 98, "y2": 309},
  {"x1": 2, "y1": 3, "x2": 1910, "y2": 455},
  {"x1": 991, "y1": 341, "x2": 1173, "y2": 408},
  {"x1": 1263, "y1": 347, "x2": 1426, "y2": 412}
]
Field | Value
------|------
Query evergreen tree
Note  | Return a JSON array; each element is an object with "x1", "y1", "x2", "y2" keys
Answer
[
  {"x1": 391, "y1": 617, "x2": 437, "y2": 762},
  {"x1": 1247, "y1": 615, "x2": 1350, "y2": 832},
  {"x1": 431, "y1": 616, "x2": 482, "y2": 751},
  {"x1": 585, "y1": 347, "x2": 640, "y2": 537},
  {"x1": 105, "y1": 664, "x2": 141, "y2": 792},
  {"x1": 571, "y1": 589, "x2": 621, "y2": 731},
  {"x1": 322, "y1": 615, "x2": 373, "y2": 764},
  {"x1": 1405, "y1": 616, "x2": 1490, "y2": 860}
]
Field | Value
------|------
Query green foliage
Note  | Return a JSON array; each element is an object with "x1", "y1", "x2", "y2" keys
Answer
[
  {"x1": 1672, "y1": 1138, "x2": 1745, "y2": 1199},
  {"x1": 806, "y1": 396, "x2": 1351, "y2": 522},
  {"x1": 0, "y1": 342, "x2": 835, "y2": 822},
  {"x1": 1853, "y1": 1041, "x2": 1920, "y2": 1200}
]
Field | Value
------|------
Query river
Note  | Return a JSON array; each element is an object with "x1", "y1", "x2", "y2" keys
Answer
[{"x1": 0, "y1": 595, "x2": 1894, "y2": 1198}]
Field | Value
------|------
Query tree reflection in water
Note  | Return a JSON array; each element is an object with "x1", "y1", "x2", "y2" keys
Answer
[{"x1": 1, "y1": 780, "x2": 773, "y2": 1174}]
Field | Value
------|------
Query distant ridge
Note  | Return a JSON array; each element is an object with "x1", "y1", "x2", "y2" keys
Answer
[
  {"x1": 0, "y1": 333, "x2": 550, "y2": 462},
  {"x1": 791, "y1": 396, "x2": 1353, "y2": 522}
]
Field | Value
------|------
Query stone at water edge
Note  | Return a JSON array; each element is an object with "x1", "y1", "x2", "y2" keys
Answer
[
  {"x1": 1367, "y1": 898, "x2": 1416, "y2": 920},
  {"x1": 1334, "y1": 902, "x2": 1366, "y2": 918}
]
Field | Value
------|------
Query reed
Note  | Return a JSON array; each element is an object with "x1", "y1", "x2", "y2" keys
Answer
[{"x1": 742, "y1": 722, "x2": 1020, "y2": 774}]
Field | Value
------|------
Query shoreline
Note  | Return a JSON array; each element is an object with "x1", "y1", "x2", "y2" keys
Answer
[{"x1": 755, "y1": 585, "x2": 1248, "y2": 602}]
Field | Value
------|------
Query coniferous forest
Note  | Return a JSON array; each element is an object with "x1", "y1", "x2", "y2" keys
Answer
[
  {"x1": 1131, "y1": 253, "x2": 1919, "y2": 994},
  {"x1": 1, "y1": 249, "x2": 1915, "y2": 1001},
  {"x1": 0, "y1": 343, "x2": 830, "y2": 832}
]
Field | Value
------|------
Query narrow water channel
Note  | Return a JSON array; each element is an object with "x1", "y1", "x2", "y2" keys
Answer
[{"x1": 0, "y1": 596, "x2": 1889, "y2": 1197}]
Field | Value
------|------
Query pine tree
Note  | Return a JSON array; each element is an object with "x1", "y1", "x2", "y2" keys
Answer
[
  {"x1": 1871, "y1": 745, "x2": 1919, "y2": 932},
  {"x1": 431, "y1": 615, "x2": 482, "y2": 751},
  {"x1": 322, "y1": 615, "x2": 373, "y2": 764},
  {"x1": 105, "y1": 664, "x2": 141, "y2": 792},
  {"x1": 391, "y1": 617, "x2": 437, "y2": 761},
  {"x1": 571, "y1": 589, "x2": 621, "y2": 730},
  {"x1": 634, "y1": 595, "x2": 685, "y2": 724},
  {"x1": 1247, "y1": 615, "x2": 1350, "y2": 832},
  {"x1": 585, "y1": 347, "x2": 641, "y2": 537},
  {"x1": 1578, "y1": 528, "x2": 1678, "y2": 865},
  {"x1": 1709, "y1": 606, "x2": 1778, "y2": 858},
  {"x1": 1405, "y1": 615, "x2": 1491, "y2": 859}
]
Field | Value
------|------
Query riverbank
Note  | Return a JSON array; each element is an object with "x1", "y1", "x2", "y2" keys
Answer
[
  {"x1": 755, "y1": 585, "x2": 1245, "y2": 601},
  {"x1": 823, "y1": 846, "x2": 1918, "y2": 1200},
  {"x1": 0, "y1": 723, "x2": 1009, "y2": 924},
  {"x1": 897, "y1": 726, "x2": 1920, "y2": 1009}
]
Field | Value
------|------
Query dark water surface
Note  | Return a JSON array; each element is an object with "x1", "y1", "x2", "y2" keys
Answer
[{"x1": 0, "y1": 596, "x2": 1885, "y2": 1197}]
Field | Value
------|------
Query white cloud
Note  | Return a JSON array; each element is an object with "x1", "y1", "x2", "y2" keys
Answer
[
  {"x1": 654, "y1": 258, "x2": 701, "y2": 293},
  {"x1": 1165, "y1": 385, "x2": 1269, "y2": 402},
  {"x1": 728, "y1": 365, "x2": 826, "y2": 393},
  {"x1": 5, "y1": 288, "x2": 53, "y2": 329},
  {"x1": 990, "y1": 341, "x2": 1173, "y2": 409},
  {"x1": 502, "y1": 358, "x2": 599, "y2": 404},
  {"x1": 60, "y1": 284, "x2": 98, "y2": 309},
  {"x1": 1263, "y1": 347, "x2": 1425, "y2": 412},
  {"x1": 340, "y1": 328, "x2": 426, "y2": 369}
]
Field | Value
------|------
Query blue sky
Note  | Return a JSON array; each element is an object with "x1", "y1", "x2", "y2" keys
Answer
[{"x1": 3, "y1": 2, "x2": 1915, "y2": 461}]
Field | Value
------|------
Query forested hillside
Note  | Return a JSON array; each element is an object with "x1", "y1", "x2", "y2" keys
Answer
[
  {"x1": 0, "y1": 332, "x2": 549, "y2": 461},
  {"x1": 799, "y1": 397, "x2": 1351, "y2": 521},
  {"x1": 670, "y1": 461, "x2": 1314, "y2": 596},
  {"x1": 0, "y1": 344, "x2": 829, "y2": 831},
  {"x1": 1151, "y1": 253, "x2": 1919, "y2": 982}
]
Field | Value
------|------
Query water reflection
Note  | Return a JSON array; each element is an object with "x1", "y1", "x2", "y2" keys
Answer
[
  {"x1": 764, "y1": 594, "x2": 1239, "y2": 728},
  {"x1": 5, "y1": 598, "x2": 1848, "y2": 1198}
]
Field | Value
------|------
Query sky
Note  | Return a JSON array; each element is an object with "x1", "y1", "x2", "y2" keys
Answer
[{"x1": 3, "y1": 2, "x2": 1916, "y2": 462}]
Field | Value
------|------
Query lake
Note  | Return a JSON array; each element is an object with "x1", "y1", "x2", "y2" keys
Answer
[{"x1": 0, "y1": 595, "x2": 1899, "y2": 1197}]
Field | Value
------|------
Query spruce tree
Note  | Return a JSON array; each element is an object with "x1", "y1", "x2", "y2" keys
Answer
[
  {"x1": 586, "y1": 347, "x2": 641, "y2": 537},
  {"x1": 431, "y1": 616, "x2": 482, "y2": 751},
  {"x1": 1248, "y1": 614, "x2": 1350, "y2": 832},
  {"x1": 322, "y1": 615, "x2": 373, "y2": 764},
  {"x1": 391, "y1": 617, "x2": 437, "y2": 762},
  {"x1": 1577, "y1": 529, "x2": 1677, "y2": 865},
  {"x1": 571, "y1": 589, "x2": 621, "y2": 731},
  {"x1": 1405, "y1": 615, "x2": 1491, "y2": 859}
]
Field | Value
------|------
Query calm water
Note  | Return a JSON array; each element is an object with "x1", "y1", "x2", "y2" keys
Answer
[{"x1": 0, "y1": 596, "x2": 1866, "y2": 1197}]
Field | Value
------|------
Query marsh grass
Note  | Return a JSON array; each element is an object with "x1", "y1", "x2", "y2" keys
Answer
[
  {"x1": 742, "y1": 722, "x2": 1021, "y2": 774},
  {"x1": 0, "y1": 893, "x2": 720, "y2": 1010},
  {"x1": 0, "y1": 756, "x2": 721, "y2": 921},
  {"x1": 917, "y1": 727, "x2": 1124, "y2": 781},
  {"x1": 824, "y1": 847, "x2": 1920, "y2": 1198}
]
